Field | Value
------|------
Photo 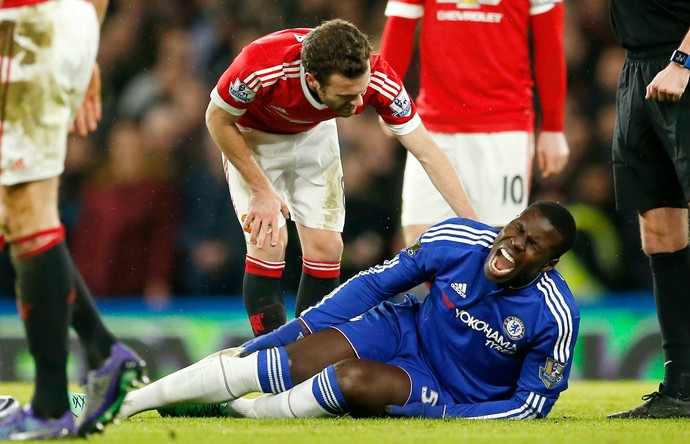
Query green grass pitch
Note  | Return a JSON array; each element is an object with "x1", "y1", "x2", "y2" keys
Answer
[{"x1": 2, "y1": 381, "x2": 688, "y2": 443}]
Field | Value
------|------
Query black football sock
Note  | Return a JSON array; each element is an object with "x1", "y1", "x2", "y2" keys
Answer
[
  {"x1": 294, "y1": 258, "x2": 340, "y2": 317},
  {"x1": 243, "y1": 273, "x2": 287, "y2": 337},
  {"x1": 243, "y1": 255, "x2": 287, "y2": 337},
  {"x1": 295, "y1": 273, "x2": 339, "y2": 317},
  {"x1": 70, "y1": 264, "x2": 116, "y2": 369},
  {"x1": 650, "y1": 246, "x2": 690, "y2": 399},
  {"x1": 10, "y1": 236, "x2": 73, "y2": 419}
]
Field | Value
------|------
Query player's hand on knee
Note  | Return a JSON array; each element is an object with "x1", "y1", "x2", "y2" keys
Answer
[{"x1": 385, "y1": 402, "x2": 447, "y2": 419}]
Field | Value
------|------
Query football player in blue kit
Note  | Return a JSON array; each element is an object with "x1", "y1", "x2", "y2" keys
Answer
[{"x1": 112, "y1": 200, "x2": 579, "y2": 420}]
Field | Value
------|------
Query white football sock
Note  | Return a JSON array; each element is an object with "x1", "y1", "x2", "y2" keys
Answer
[
  {"x1": 119, "y1": 347, "x2": 260, "y2": 417},
  {"x1": 233, "y1": 367, "x2": 347, "y2": 418}
]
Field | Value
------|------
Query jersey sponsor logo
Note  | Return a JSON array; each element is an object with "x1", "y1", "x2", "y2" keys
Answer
[
  {"x1": 451, "y1": 282, "x2": 467, "y2": 298},
  {"x1": 503, "y1": 316, "x2": 525, "y2": 340},
  {"x1": 404, "y1": 239, "x2": 422, "y2": 256},
  {"x1": 539, "y1": 357, "x2": 566, "y2": 389},
  {"x1": 437, "y1": 9, "x2": 503, "y2": 22},
  {"x1": 230, "y1": 78, "x2": 256, "y2": 103},
  {"x1": 455, "y1": 309, "x2": 517, "y2": 355},
  {"x1": 389, "y1": 90, "x2": 412, "y2": 118}
]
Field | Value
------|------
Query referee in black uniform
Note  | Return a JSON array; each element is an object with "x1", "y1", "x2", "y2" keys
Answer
[{"x1": 607, "y1": 0, "x2": 690, "y2": 419}]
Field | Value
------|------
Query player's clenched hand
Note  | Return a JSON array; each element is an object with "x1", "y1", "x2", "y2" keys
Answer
[
  {"x1": 243, "y1": 188, "x2": 289, "y2": 248},
  {"x1": 385, "y1": 403, "x2": 447, "y2": 419},
  {"x1": 537, "y1": 131, "x2": 569, "y2": 179},
  {"x1": 70, "y1": 63, "x2": 102, "y2": 138},
  {"x1": 646, "y1": 63, "x2": 690, "y2": 102}
]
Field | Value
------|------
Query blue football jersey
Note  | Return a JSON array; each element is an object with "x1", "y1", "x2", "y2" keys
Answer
[{"x1": 300, "y1": 217, "x2": 580, "y2": 419}]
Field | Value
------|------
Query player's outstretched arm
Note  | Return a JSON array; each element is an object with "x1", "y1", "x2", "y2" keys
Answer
[
  {"x1": 205, "y1": 102, "x2": 287, "y2": 248},
  {"x1": 397, "y1": 124, "x2": 477, "y2": 220},
  {"x1": 385, "y1": 391, "x2": 554, "y2": 420}
]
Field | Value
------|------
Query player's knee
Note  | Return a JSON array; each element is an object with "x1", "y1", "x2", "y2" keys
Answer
[
  {"x1": 304, "y1": 237, "x2": 343, "y2": 261},
  {"x1": 333, "y1": 359, "x2": 370, "y2": 399},
  {"x1": 640, "y1": 227, "x2": 688, "y2": 255}
]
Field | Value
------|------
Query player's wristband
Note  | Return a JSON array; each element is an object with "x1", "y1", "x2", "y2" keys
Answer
[{"x1": 670, "y1": 49, "x2": 690, "y2": 69}]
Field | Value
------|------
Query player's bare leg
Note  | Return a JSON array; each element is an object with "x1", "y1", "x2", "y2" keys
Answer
[
  {"x1": 122, "y1": 328, "x2": 356, "y2": 417},
  {"x1": 226, "y1": 330, "x2": 410, "y2": 418}
]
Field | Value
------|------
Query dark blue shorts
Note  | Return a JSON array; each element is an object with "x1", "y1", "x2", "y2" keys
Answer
[{"x1": 332, "y1": 295, "x2": 450, "y2": 406}]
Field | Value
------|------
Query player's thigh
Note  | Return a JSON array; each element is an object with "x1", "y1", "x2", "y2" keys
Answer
[
  {"x1": 285, "y1": 328, "x2": 357, "y2": 384},
  {"x1": 0, "y1": 1, "x2": 98, "y2": 188},
  {"x1": 286, "y1": 120, "x2": 345, "y2": 232},
  {"x1": 334, "y1": 296, "x2": 421, "y2": 363},
  {"x1": 221, "y1": 130, "x2": 296, "y2": 244}
]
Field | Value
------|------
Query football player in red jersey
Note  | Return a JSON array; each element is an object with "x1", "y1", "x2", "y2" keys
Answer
[
  {"x1": 381, "y1": 0, "x2": 569, "y2": 237},
  {"x1": 206, "y1": 19, "x2": 476, "y2": 336}
]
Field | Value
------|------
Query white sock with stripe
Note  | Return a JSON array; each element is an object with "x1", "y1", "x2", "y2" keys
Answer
[
  {"x1": 119, "y1": 347, "x2": 292, "y2": 417},
  {"x1": 226, "y1": 365, "x2": 347, "y2": 418}
]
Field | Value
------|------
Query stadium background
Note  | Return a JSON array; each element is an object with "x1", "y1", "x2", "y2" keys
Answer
[{"x1": 0, "y1": 0, "x2": 657, "y2": 382}]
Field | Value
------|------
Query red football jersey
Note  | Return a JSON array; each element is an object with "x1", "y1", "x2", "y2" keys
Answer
[
  {"x1": 384, "y1": 0, "x2": 563, "y2": 133},
  {"x1": 211, "y1": 28, "x2": 420, "y2": 135},
  {"x1": 1, "y1": 0, "x2": 52, "y2": 8}
]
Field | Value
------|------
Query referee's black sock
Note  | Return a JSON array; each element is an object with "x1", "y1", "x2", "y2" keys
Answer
[{"x1": 650, "y1": 246, "x2": 690, "y2": 399}]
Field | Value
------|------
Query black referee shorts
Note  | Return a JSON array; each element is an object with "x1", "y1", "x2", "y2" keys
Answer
[{"x1": 613, "y1": 46, "x2": 690, "y2": 212}]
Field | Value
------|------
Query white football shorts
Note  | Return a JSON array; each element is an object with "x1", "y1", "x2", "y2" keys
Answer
[
  {"x1": 223, "y1": 119, "x2": 345, "y2": 241},
  {"x1": 401, "y1": 131, "x2": 534, "y2": 228},
  {"x1": 0, "y1": 0, "x2": 99, "y2": 186}
]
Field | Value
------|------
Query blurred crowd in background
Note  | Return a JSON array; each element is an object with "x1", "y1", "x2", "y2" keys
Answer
[{"x1": 0, "y1": 0, "x2": 652, "y2": 305}]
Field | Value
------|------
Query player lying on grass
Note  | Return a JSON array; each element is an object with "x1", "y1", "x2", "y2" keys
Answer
[{"x1": 83, "y1": 201, "x2": 580, "y2": 419}]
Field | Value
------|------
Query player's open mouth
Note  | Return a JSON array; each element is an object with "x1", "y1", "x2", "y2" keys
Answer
[{"x1": 490, "y1": 247, "x2": 515, "y2": 276}]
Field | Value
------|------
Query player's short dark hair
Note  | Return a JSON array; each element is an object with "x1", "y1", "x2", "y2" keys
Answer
[
  {"x1": 529, "y1": 201, "x2": 577, "y2": 258},
  {"x1": 301, "y1": 19, "x2": 372, "y2": 85}
]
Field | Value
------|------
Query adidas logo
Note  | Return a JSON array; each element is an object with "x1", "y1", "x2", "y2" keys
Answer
[{"x1": 451, "y1": 282, "x2": 467, "y2": 298}]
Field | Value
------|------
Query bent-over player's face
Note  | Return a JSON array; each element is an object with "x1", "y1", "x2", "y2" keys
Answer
[
  {"x1": 312, "y1": 68, "x2": 371, "y2": 117},
  {"x1": 483, "y1": 207, "x2": 562, "y2": 287}
]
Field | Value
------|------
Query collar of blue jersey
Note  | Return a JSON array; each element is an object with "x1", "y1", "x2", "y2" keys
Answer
[{"x1": 506, "y1": 272, "x2": 543, "y2": 290}]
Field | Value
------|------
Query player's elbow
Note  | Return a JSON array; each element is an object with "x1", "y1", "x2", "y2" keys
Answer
[{"x1": 204, "y1": 102, "x2": 220, "y2": 131}]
